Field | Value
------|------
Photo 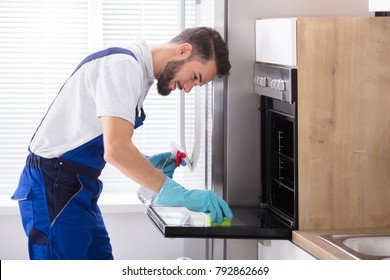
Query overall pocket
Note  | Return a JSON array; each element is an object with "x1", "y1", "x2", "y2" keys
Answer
[{"x1": 11, "y1": 184, "x2": 33, "y2": 236}]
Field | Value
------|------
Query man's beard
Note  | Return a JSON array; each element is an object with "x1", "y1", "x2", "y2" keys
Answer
[{"x1": 157, "y1": 59, "x2": 186, "y2": 96}]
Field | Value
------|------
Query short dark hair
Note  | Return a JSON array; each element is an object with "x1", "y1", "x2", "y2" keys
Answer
[{"x1": 169, "y1": 27, "x2": 231, "y2": 77}]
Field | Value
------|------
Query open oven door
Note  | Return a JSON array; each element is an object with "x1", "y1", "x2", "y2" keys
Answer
[{"x1": 137, "y1": 187, "x2": 293, "y2": 240}]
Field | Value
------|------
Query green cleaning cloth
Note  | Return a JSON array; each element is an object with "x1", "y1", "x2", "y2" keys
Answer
[{"x1": 206, "y1": 213, "x2": 232, "y2": 227}]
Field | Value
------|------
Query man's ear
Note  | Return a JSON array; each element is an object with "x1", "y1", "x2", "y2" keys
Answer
[{"x1": 175, "y1": 43, "x2": 193, "y2": 57}]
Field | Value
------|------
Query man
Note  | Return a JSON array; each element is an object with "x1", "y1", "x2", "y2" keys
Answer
[{"x1": 12, "y1": 27, "x2": 233, "y2": 260}]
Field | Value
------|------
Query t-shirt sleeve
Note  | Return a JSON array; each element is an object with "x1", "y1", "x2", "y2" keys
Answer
[{"x1": 94, "y1": 55, "x2": 142, "y2": 125}]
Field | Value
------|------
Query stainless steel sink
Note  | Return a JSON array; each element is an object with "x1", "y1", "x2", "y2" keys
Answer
[{"x1": 319, "y1": 233, "x2": 390, "y2": 260}]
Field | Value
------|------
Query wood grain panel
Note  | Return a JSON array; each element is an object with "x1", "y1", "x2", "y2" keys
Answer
[{"x1": 297, "y1": 17, "x2": 390, "y2": 230}]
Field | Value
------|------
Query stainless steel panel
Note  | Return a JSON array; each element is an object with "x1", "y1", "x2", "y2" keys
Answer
[
  {"x1": 254, "y1": 63, "x2": 297, "y2": 103},
  {"x1": 211, "y1": 0, "x2": 228, "y2": 199},
  {"x1": 224, "y1": 0, "x2": 261, "y2": 208}
]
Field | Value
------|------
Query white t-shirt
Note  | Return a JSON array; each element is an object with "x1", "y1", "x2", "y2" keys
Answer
[{"x1": 29, "y1": 38, "x2": 155, "y2": 158}]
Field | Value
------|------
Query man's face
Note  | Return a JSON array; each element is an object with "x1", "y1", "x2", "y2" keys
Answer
[{"x1": 157, "y1": 58, "x2": 217, "y2": 96}]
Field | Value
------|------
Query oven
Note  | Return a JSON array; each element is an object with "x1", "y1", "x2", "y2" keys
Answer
[{"x1": 255, "y1": 63, "x2": 298, "y2": 230}]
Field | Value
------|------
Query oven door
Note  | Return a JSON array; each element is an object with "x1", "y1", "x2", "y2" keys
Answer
[
  {"x1": 137, "y1": 187, "x2": 292, "y2": 239},
  {"x1": 261, "y1": 96, "x2": 298, "y2": 229},
  {"x1": 145, "y1": 205, "x2": 292, "y2": 239}
]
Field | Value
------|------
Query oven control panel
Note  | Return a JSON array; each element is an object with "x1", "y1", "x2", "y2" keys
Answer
[
  {"x1": 254, "y1": 76, "x2": 287, "y2": 91},
  {"x1": 254, "y1": 63, "x2": 297, "y2": 103}
]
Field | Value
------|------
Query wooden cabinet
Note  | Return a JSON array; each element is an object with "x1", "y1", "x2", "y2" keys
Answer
[{"x1": 297, "y1": 17, "x2": 390, "y2": 230}]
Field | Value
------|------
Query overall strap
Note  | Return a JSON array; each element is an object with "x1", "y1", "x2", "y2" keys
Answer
[
  {"x1": 29, "y1": 48, "x2": 140, "y2": 148},
  {"x1": 134, "y1": 107, "x2": 146, "y2": 129},
  {"x1": 71, "y1": 47, "x2": 138, "y2": 77}
]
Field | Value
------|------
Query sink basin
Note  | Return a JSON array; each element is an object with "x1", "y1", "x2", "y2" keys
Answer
[{"x1": 319, "y1": 233, "x2": 390, "y2": 260}]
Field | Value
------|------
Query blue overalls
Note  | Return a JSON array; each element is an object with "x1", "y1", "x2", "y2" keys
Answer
[{"x1": 11, "y1": 48, "x2": 144, "y2": 260}]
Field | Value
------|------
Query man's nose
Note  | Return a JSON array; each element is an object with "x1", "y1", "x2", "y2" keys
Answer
[{"x1": 183, "y1": 81, "x2": 195, "y2": 93}]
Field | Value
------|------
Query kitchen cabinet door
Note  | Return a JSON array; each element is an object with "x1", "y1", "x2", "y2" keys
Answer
[
  {"x1": 297, "y1": 17, "x2": 390, "y2": 230},
  {"x1": 258, "y1": 240, "x2": 316, "y2": 260}
]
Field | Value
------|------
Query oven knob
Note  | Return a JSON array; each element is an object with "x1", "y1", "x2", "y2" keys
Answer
[
  {"x1": 259, "y1": 77, "x2": 268, "y2": 87},
  {"x1": 270, "y1": 79, "x2": 277, "y2": 90},
  {"x1": 254, "y1": 76, "x2": 261, "y2": 86},
  {"x1": 270, "y1": 79, "x2": 286, "y2": 91},
  {"x1": 277, "y1": 80, "x2": 286, "y2": 91}
]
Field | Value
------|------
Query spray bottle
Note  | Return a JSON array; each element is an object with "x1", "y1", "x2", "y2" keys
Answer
[{"x1": 137, "y1": 142, "x2": 186, "y2": 206}]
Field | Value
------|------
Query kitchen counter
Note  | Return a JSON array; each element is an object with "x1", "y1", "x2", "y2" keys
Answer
[{"x1": 292, "y1": 228, "x2": 390, "y2": 260}]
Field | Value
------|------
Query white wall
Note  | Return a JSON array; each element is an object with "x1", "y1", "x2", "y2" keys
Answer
[
  {"x1": 0, "y1": 214, "x2": 29, "y2": 259},
  {"x1": 104, "y1": 212, "x2": 185, "y2": 260}
]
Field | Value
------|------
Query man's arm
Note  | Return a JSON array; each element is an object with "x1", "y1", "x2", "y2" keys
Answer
[
  {"x1": 101, "y1": 116, "x2": 165, "y2": 192},
  {"x1": 101, "y1": 116, "x2": 233, "y2": 223}
]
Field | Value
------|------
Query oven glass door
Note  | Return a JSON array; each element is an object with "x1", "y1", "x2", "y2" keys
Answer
[
  {"x1": 261, "y1": 96, "x2": 298, "y2": 229},
  {"x1": 268, "y1": 111, "x2": 296, "y2": 221},
  {"x1": 145, "y1": 205, "x2": 292, "y2": 239}
]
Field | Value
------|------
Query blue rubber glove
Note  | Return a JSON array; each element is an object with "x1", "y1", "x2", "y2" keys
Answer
[
  {"x1": 146, "y1": 152, "x2": 186, "y2": 178},
  {"x1": 154, "y1": 177, "x2": 233, "y2": 224}
]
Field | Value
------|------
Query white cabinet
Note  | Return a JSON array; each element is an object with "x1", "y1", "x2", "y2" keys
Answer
[
  {"x1": 369, "y1": 0, "x2": 390, "y2": 11},
  {"x1": 258, "y1": 240, "x2": 316, "y2": 260},
  {"x1": 255, "y1": 18, "x2": 297, "y2": 66}
]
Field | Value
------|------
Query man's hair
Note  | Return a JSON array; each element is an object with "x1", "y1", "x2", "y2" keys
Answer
[{"x1": 169, "y1": 27, "x2": 231, "y2": 77}]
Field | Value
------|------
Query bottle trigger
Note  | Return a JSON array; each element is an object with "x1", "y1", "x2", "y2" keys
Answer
[{"x1": 176, "y1": 151, "x2": 186, "y2": 167}]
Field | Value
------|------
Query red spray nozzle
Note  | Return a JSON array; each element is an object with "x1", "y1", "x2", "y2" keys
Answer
[{"x1": 176, "y1": 151, "x2": 186, "y2": 167}]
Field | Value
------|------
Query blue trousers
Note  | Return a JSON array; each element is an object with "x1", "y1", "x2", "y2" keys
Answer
[{"x1": 12, "y1": 153, "x2": 113, "y2": 259}]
